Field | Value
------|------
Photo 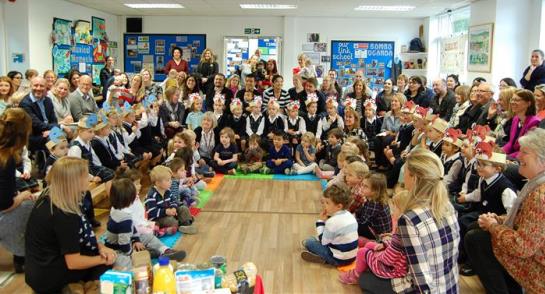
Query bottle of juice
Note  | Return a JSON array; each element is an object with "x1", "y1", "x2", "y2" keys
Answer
[{"x1": 153, "y1": 257, "x2": 176, "y2": 294}]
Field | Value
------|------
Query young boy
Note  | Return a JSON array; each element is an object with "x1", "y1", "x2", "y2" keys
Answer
[
  {"x1": 361, "y1": 100, "x2": 382, "y2": 151},
  {"x1": 245, "y1": 98, "x2": 264, "y2": 138},
  {"x1": 301, "y1": 184, "x2": 358, "y2": 266},
  {"x1": 442, "y1": 128, "x2": 464, "y2": 196},
  {"x1": 91, "y1": 115, "x2": 127, "y2": 171},
  {"x1": 426, "y1": 117, "x2": 448, "y2": 157},
  {"x1": 265, "y1": 130, "x2": 293, "y2": 174},
  {"x1": 316, "y1": 97, "x2": 344, "y2": 141},
  {"x1": 144, "y1": 165, "x2": 197, "y2": 235},
  {"x1": 318, "y1": 128, "x2": 343, "y2": 172},
  {"x1": 45, "y1": 127, "x2": 69, "y2": 174},
  {"x1": 239, "y1": 134, "x2": 264, "y2": 174},
  {"x1": 263, "y1": 99, "x2": 285, "y2": 144},
  {"x1": 105, "y1": 178, "x2": 186, "y2": 270},
  {"x1": 169, "y1": 158, "x2": 198, "y2": 208},
  {"x1": 227, "y1": 98, "x2": 247, "y2": 151},
  {"x1": 302, "y1": 95, "x2": 320, "y2": 136}
]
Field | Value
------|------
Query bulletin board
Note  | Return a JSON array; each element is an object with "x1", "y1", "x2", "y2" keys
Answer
[
  {"x1": 223, "y1": 36, "x2": 281, "y2": 77},
  {"x1": 123, "y1": 34, "x2": 207, "y2": 81},
  {"x1": 330, "y1": 40, "x2": 395, "y2": 92}
]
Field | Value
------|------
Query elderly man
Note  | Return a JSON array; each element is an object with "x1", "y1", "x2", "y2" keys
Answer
[
  {"x1": 20, "y1": 77, "x2": 58, "y2": 152},
  {"x1": 68, "y1": 75, "x2": 98, "y2": 121},
  {"x1": 430, "y1": 78, "x2": 456, "y2": 121},
  {"x1": 475, "y1": 82, "x2": 498, "y2": 129}
]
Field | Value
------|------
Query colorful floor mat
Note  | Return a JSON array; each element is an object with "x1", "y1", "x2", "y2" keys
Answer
[
  {"x1": 272, "y1": 174, "x2": 320, "y2": 181},
  {"x1": 224, "y1": 173, "x2": 274, "y2": 180}
]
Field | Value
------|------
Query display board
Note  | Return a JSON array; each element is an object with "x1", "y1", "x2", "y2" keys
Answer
[
  {"x1": 224, "y1": 36, "x2": 281, "y2": 77},
  {"x1": 330, "y1": 40, "x2": 395, "y2": 92},
  {"x1": 124, "y1": 34, "x2": 207, "y2": 81}
]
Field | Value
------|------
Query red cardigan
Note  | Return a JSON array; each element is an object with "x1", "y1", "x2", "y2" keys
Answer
[{"x1": 164, "y1": 59, "x2": 188, "y2": 74}]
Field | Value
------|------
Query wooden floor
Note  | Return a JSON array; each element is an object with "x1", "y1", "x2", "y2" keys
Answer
[{"x1": 0, "y1": 178, "x2": 484, "y2": 293}]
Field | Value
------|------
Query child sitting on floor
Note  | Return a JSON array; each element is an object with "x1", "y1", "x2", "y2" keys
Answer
[
  {"x1": 211, "y1": 127, "x2": 239, "y2": 175},
  {"x1": 326, "y1": 153, "x2": 364, "y2": 189},
  {"x1": 338, "y1": 191, "x2": 409, "y2": 284},
  {"x1": 317, "y1": 141, "x2": 360, "y2": 180},
  {"x1": 105, "y1": 178, "x2": 187, "y2": 270},
  {"x1": 265, "y1": 130, "x2": 293, "y2": 174},
  {"x1": 239, "y1": 134, "x2": 265, "y2": 174},
  {"x1": 180, "y1": 130, "x2": 214, "y2": 179},
  {"x1": 354, "y1": 173, "x2": 392, "y2": 243},
  {"x1": 291, "y1": 132, "x2": 318, "y2": 175},
  {"x1": 344, "y1": 161, "x2": 370, "y2": 213},
  {"x1": 169, "y1": 158, "x2": 198, "y2": 207},
  {"x1": 301, "y1": 184, "x2": 358, "y2": 266},
  {"x1": 144, "y1": 165, "x2": 197, "y2": 235},
  {"x1": 318, "y1": 128, "x2": 343, "y2": 172}
]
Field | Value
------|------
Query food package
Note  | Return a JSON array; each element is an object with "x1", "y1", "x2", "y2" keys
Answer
[
  {"x1": 221, "y1": 262, "x2": 257, "y2": 293},
  {"x1": 99, "y1": 270, "x2": 132, "y2": 294}
]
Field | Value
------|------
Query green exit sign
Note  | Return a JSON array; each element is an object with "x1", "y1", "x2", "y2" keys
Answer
[{"x1": 244, "y1": 28, "x2": 261, "y2": 35}]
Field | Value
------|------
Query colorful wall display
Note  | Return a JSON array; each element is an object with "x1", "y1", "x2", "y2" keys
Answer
[
  {"x1": 52, "y1": 45, "x2": 71, "y2": 74},
  {"x1": 92, "y1": 17, "x2": 106, "y2": 41},
  {"x1": 330, "y1": 40, "x2": 395, "y2": 91},
  {"x1": 74, "y1": 20, "x2": 92, "y2": 45},
  {"x1": 124, "y1": 34, "x2": 207, "y2": 81},
  {"x1": 224, "y1": 36, "x2": 281, "y2": 77},
  {"x1": 52, "y1": 18, "x2": 72, "y2": 46},
  {"x1": 440, "y1": 35, "x2": 467, "y2": 74},
  {"x1": 468, "y1": 23, "x2": 494, "y2": 73},
  {"x1": 71, "y1": 43, "x2": 93, "y2": 74}
]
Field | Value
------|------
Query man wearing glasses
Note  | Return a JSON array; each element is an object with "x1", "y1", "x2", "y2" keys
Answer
[{"x1": 475, "y1": 83, "x2": 498, "y2": 130}]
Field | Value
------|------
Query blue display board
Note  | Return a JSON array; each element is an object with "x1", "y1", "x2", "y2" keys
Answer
[
  {"x1": 124, "y1": 34, "x2": 206, "y2": 81},
  {"x1": 330, "y1": 40, "x2": 395, "y2": 92},
  {"x1": 71, "y1": 44, "x2": 93, "y2": 75}
]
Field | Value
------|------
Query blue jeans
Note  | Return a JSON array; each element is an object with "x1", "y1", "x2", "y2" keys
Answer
[{"x1": 304, "y1": 237, "x2": 340, "y2": 266}]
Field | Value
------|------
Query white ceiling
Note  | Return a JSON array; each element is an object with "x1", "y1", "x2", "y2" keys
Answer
[{"x1": 65, "y1": 0, "x2": 472, "y2": 18}]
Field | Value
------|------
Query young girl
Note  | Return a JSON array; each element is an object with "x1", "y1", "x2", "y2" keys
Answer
[
  {"x1": 211, "y1": 127, "x2": 239, "y2": 174},
  {"x1": 339, "y1": 191, "x2": 409, "y2": 285},
  {"x1": 263, "y1": 99, "x2": 285, "y2": 143},
  {"x1": 442, "y1": 128, "x2": 464, "y2": 196},
  {"x1": 291, "y1": 132, "x2": 318, "y2": 175},
  {"x1": 239, "y1": 134, "x2": 264, "y2": 174},
  {"x1": 303, "y1": 95, "x2": 320, "y2": 135},
  {"x1": 245, "y1": 98, "x2": 265, "y2": 138},
  {"x1": 285, "y1": 101, "x2": 306, "y2": 152},
  {"x1": 227, "y1": 98, "x2": 247, "y2": 151},
  {"x1": 316, "y1": 97, "x2": 344, "y2": 141},
  {"x1": 243, "y1": 91, "x2": 256, "y2": 114},
  {"x1": 185, "y1": 93, "x2": 204, "y2": 130},
  {"x1": 325, "y1": 152, "x2": 363, "y2": 188},
  {"x1": 180, "y1": 129, "x2": 214, "y2": 179},
  {"x1": 354, "y1": 173, "x2": 392, "y2": 241},
  {"x1": 344, "y1": 161, "x2": 370, "y2": 213},
  {"x1": 212, "y1": 94, "x2": 229, "y2": 131}
]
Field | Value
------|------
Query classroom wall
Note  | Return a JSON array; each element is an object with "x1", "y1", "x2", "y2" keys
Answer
[{"x1": 3, "y1": 0, "x2": 31, "y2": 73}]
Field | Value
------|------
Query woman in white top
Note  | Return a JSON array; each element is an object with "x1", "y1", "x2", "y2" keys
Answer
[{"x1": 49, "y1": 78, "x2": 75, "y2": 138}]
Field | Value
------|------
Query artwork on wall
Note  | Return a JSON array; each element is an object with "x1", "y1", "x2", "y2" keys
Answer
[
  {"x1": 92, "y1": 17, "x2": 107, "y2": 41},
  {"x1": 74, "y1": 20, "x2": 92, "y2": 44},
  {"x1": 440, "y1": 34, "x2": 467, "y2": 74},
  {"x1": 52, "y1": 18, "x2": 72, "y2": 46},
  {"x1": 93, "y1": 38, "x2": 108, "y2": 63},
  {"x1": 92, "y1": 64, "x2": 105, "y2": 85},
  {"x1": 52, "y1": 45, "x2": 71, "y2": 75},
  {"x1": 468, "y1": 23, "x2": 494, "y2": 73}
]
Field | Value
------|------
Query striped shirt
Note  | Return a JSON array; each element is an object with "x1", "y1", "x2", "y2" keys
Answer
[
  {"x1": 391, "y1": 207, "x2": 460, "y2": 294},
  {"x1": 104, "y1": 209, "x2": 140, "y2": 255},
  {"x1": 144, "y1": 186, "x2": 177, "y2": 221},
  {"x1": 262, "y1": 88, "x2": 291, "y2": 112},
  {"x1": 316, "y1": 210, "x2": 358, "y2": 263},
  {"x1": 366, "y1": 233, "x2": 407, "y2": 279}
]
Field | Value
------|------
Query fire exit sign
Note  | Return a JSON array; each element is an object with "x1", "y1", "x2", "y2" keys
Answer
[{"x1": 244, "y1": 28, "x2": 261, "y2": 35}]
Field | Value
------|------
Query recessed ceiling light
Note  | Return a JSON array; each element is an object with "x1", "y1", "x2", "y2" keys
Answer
[
  {"x1": 124, "y1": 3, "x2": 184, "y2": 9},
  {"x1": 240, "y1": 4, "x2": 297, "y2": 9},
  {"x1": 354, "y1": 5, "x2": 415, "y2": 12}
]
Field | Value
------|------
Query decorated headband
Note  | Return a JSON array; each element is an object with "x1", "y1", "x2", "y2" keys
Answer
[
  {"x1": 230, "y1": 98, "x2": 243, "y2": 111},
  {"x1": 326, "y1": 96, "x2": 338, "y2": 108},
  {"x1": 268, "y1": 97, "x2": 280, "y2": 108},
  {"x1": 188, "y1": 93, "x2": 202, "y2": 106},
  {"x1": 413, "y1": 106, "x2": 433, "y2": 120},
  {"x1": 402, "y1": 100, "x2": 416, "y2": 113},
  {"x1": 305, "y1": 93, "x2": 319, "y2": 106},
  {"x1": 343, "y1": 98, "x2": 358, "y2": 110},
  {"x1": 249, "y1": 96, "x2": 263, "y2": 108},
  {"x1": 286, "y1": 100, "x2": 300, "y2": 112},
  {"x1": 444, "y1": 128, "x2": 463, "y2": 147},
  {"x1": 473, "y1": 125, "x2": 491, "y2": 141},
  {"x1": 363, "y1": 99, "x2": 377, "y2": 111},
  {"x1": 78, "y1": 113, "x2": 99, "y2": 129},
  {"x1": 213, "y1": 93, "x2": 226, "y2": 105}
]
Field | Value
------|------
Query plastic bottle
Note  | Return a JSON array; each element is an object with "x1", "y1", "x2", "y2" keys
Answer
[{"x1": 153, "y1": 257, "x2": 176, "y2": 294}]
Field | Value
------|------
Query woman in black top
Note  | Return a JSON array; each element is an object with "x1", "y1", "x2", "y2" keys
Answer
[
  {"x1": 159, "y1": 86, "x2": 186, "y2": 138},
  {"x1": 520, "y1": 49, "x2": 545, "y2": 91},
  {"x1": 196, "y1": 48, "x2": 219, "y2": 92},
  {"x1": 100, "y1": 56, "x2": 115, "y2": 99},
  {"x1": 404, "y1": 75, "x2": 431, "y2": 107},
  {"x1": 25, "y1": 157, "x2": 115, "y2": 293},
  {"x1": 458, "y1": 85, "x2": 484, "y2": 132},
  {"x1": 0, "y1": 108, "x2": 33, "y2": 273}
]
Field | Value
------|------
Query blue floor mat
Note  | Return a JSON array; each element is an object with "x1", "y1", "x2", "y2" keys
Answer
[
  {"x1": 320, "y1": 180, "x2": 328, "y2": 190},
  {"x1": 272, "y1": 174, "x2": 320, "y2": 181},
  {"x1": 99, "y1": 232, "x2": 182, "y2": 248}
]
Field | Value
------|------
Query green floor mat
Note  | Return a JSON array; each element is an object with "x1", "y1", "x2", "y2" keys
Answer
[
  {"x1": 224, "y1": 173, "x2": 274, "y2": 180},
  {"x1": 197, "y1": 190, "x2": 214, "y2": 208}
]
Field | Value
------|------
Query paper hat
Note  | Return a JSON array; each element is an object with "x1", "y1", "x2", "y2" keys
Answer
[
  {"x1": 45, "y1": 126, "x2": 67, "y2": 150},
  {"x1": 248, "y1": 96, "x2": 263, "y2": 108},
  {"x1": 305, "y1": 93, "x2": 319, "y2": 106},
  {"x1": 402, "y1": 100, "x2": 416, "y2": 113},
  {"x1": 344, "y1": 98, "x2": 358, "y2": 110},
  {"x1": 475, "y1": 141, "x2": 506, "y2": 165},
  {"x1": 121, "y1": 101, "x2": 134, "y2": 117},
  {"x1": 102, "y1": 101, "x2": 117, "y2": 116},
  {"x1": 444, "y1": 128, "x2": 463, "y2": 148},
  {"x1": 363, "y1": 99, "x2": 376, "y2": 111},
  {"x1": 230, "y1": 98, "x2": 243, "y2": 112},
  {"x1": 142, "y1": 94, "x2": 157, "y2": 109},
  {"x1": 213, "y1": 93, "x2": 225, "y2": 105},
  {"x1": 267, "y1": 97, "x2": 280, "y2": 108},
  {"x1": 93, "y1": 112, "x2": 110, "y2": 131},
  {"x1": 473, "y1": 125, "x2": 491, "y2": 141},
  {"x1": 326, "y1": 96, "x2": 338, "y2": 108},
  {"x1": 286, "y1": 100, "x2": 300, "y2": 111},
  {"x1": 77, "y1": 113, "x2": 99, "y2": 129},
  {"x1": 413, "y1": 106, "x2": 433, "y2": 121},
  {"x1": 430, "y1": 117, "x2": 449, "y2": 133}
]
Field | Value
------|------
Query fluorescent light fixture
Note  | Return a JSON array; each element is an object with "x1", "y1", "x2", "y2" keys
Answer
[
  {"x1": 240, "y1": 4, "x2": 297, "y2": 9},
  {"x1": 124, "y1": 3, "x2": 184, "y2": 9},
  {"x1": 354, "y1": 5, "x2": 415, "y2": 11}
]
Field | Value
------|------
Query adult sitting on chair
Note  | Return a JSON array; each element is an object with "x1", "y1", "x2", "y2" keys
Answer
[
  {"x1": 68, "y1": 75, "x2": 98, "y2": 122},
  {"x1": 20, "y1": 77, "x2": 59, "y2": 152}
]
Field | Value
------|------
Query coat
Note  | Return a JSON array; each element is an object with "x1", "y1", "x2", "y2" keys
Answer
[{"x1": 502, "y1": 115, "x2": 541, "y2": 158}]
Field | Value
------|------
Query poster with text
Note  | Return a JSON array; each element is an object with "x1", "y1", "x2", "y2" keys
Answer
[
  {"x1": 440, "y1": 35, "x2": 467, "y2": 74},
  {"x1": 53, "y1": 18, "x2": 72, "y2": 46},
  {"x1": 92, "y1": 17, "x2": 106, "y2": 41},
  {"x1": 70, "y1": 43, "x2": 93, "y2": 74},
  {"x1": 331, "y1": 40, "x2": 394, "y2": 91},
  {"x1": 52, "y1": 45, "x2": 71, "y2": 75}
]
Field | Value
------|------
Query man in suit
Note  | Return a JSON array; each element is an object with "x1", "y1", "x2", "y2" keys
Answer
[
  {"x1": 69, "y1": 75, "x2": 98, "y2": 121},
  {"x1": 204, "y1": 73, "x2": 234, "y2": 114},
  {"x1": 475, "y1": 82, "x2": 498, "y2": 130},
  {"x1": 20, "y1": 77, "x2": 58, "y2": 152},
  {"x1": 431, "y1": 78, "x2": 457, "y2": 121}
]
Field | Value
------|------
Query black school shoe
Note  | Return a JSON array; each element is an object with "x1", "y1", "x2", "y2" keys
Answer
[
  {"x1": 162, "y1": 249, "x2": 186, "y2": 261},
  {"x1": 460, "y1": 264, "x2": 475, "y2": 276},
  {"x1": 301, "y1": 251, "x2": 325, "y2": 264}
]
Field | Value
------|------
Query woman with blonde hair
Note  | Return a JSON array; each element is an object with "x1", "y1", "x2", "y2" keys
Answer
[
  {"x1": 0, "y1": 108, "x2": 33, "y2": 273},
  {"x1": 130, "y1": 74, "x2": 145, "y2": 103},
  {"x1": 141, "y1": 68, "x2": 163, "y2": 102},
  {"x1": 359, "y1": 148, "x2": 460, "y2": 293},
  {"x1": 0, "y1": 76, "x2": 15, "y2": 115},
  {"x1": 25, "y1": 157, "x2": 116, "y2": 293},
  {"x1": 43, "y1": 69, "x2": 57, "y2": 91},
  {"x1": 197, "y1": 48, "x2": 219, "y2": 91},
  {"x1": 448, "y1": 84, "x2": 471, "y2": 128},
  {"x1": 494, "y1": 86, "x2": 516, "y2": 145}
]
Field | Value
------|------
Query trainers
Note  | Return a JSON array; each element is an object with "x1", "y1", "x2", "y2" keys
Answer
[
  {"x1": 162, "y1": 249, "x2": 187, "y2": 261},
  {"x1": 301, "y1": 251, "x2": 325, "y2": 264},
  {"x1": 290, "y1": 168, "x2": 298, "y2": 175},
  {"x1": 179, "y1": 225, "x2": 198, "y2": 234},
  {"x1": 338, "y1": 269, "x2": 360, "y2": 284},
  {"x1": 284, "y1": 168, "x2": 291, "y2": 175},
  {"x1": 261, "y1": 166, "x2": 271, "y2": 174}
]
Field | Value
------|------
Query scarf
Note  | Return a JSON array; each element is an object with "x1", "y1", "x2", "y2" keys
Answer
[
  {"x1": 504, "y1": 172, "x2": 545, "y2": 228},
  {"x1": 165, "y1": 101, "x2": 179, "y2": 121}
]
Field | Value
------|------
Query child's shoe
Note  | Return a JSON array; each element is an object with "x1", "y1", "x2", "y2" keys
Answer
[
  {"x1": 284, "y1": 168, "x2": 291, "y2": 175},
  {"x1": 290, "y1": 168, "x2": 298, "y2": 175},
  {"x1": 179, "y1": 225, "x2": 198, "y2": 235},
  {"x1": 154, "y1": 226, "x2": 166, "y2": 237},
  {"x1": 338, "y1": 269, "x2": 360, "y2": 285},
  {"x1": 261, "y1": 166, "x2": 271, "y2": 174},
  {"x1": 161, "y1": 249, "x2": 187, "y2": 261},
  {"x1": 228, "y1": 169, "x2": 236, "y2": 175},
  {"x1": 301, "y1": 251, "x2": 325, "y2": 264}
]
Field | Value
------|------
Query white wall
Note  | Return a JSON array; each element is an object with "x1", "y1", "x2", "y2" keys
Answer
[
  {"x1": 0, "y1": 1, "x2": 6, "y2": 74},
  {"x1": 468, "y1": 0, "x2": 496, "y2": 83},
  {"x1": 3, "y1": 0, "x2": 31, "y2": 73}
]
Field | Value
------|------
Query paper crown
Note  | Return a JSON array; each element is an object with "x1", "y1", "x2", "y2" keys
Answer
[
  {"x1": 326, "y1": 96, "x2": 338, "y2": 108},
  {"x1": 444, "y1": 128, "x2": 463, "y2": 148},
  {"x1": 46, "y1": 126, "x2": 67, "y2": 150},
  {"x1": 267, "y1": 97, "x2": 280, "y2": 108},
  {"x1": 402, "y1": 100, "x2": 416, "y2": 113},
  {"x1": 305, "y1": 93, "x2": 319, "y2": 106},
  {"x1": 93, "y1": 112, "x2": 110, "y2": 131},
  {"x1": 102, "y1": 101, "x2": 116, "y2": 115},
  {"x1": 213, "y1": 93, "x2": 225, "y2": 104},
  {"x1": 363, "y1": 99, "x2": 376, "y2": 111},
  {"x1": 413, "y1": 106, "x2": 433, "y2": 120},
  {"x1": 248, "y1": 96, "x2": 262, "y2": 108},
  {"x1": 464, "y1": 125, "x2": 495, "y2": 146},
  {"x1": 430, "y1": 117, "x2": 449, "y2": 134},
  {"x1": 230, "y1": 98, "x2": 243, "y2": 111},
  {"x1": 77, "y1": 113, "x2": 99, "y2": 129},
  {"x1": 344, "y1": 98, "x2": 358, "y2": 110},
  {"x1": 286, "y1": 100, "x2": 300, "y2": 111},
  {"x1": 142, "y1": 94, "x2": 157, "y2": 109},
  {"x1": 475, "y1": 141, "x2": 506, "y2": 165}
]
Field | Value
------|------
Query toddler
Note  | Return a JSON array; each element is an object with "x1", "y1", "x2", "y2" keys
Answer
[
  {"x1": 291, "y1": 132, "x2": 318, "y2": 175},
  {"x1": 239, "y1": 134, "x2": 265, "y2": 174}
]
